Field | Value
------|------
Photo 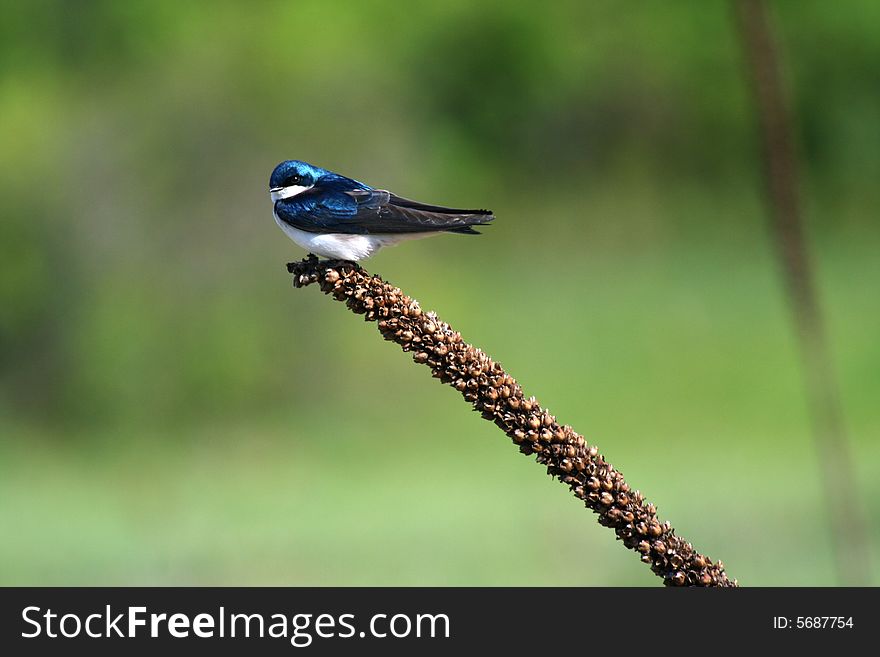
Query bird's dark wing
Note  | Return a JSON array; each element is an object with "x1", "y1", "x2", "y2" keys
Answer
[{"x1": 275, "y1": 187, "x2": 494, "y2": 235}]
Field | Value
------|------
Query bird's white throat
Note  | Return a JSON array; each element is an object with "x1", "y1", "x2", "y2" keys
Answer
[{"x1": 270, "y1": 184, "x2": 313, "y2": 203}]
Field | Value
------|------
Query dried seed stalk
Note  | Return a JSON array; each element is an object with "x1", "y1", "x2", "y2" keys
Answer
[
  {"x1": 288, "y1": 255, "x2": 737, "y2": 587},
  {"x1": 733, "y1": 0, "x2": 869, "y2": 586}
]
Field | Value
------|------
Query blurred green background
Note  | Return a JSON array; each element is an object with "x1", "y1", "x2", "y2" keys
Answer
[{"x1": 1, "y1": 0, "x2": 878, "y2": 586}]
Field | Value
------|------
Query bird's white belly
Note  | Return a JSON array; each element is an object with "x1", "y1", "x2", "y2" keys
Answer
[{"x1": 274, "y1": 210, "x2": 433, "y2": 261}]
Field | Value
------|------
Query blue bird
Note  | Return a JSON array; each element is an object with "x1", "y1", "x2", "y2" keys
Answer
[{"x1": 269, "y1": 160, "x2": 494, "y2": 261}]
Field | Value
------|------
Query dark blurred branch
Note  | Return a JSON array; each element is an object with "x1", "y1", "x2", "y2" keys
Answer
[
  {"x1": 733, "y1": 0, "x2": 870, "y2": 585},
  {"x1": 288, "y1": 255, "x2": 737, "y2": 587}
]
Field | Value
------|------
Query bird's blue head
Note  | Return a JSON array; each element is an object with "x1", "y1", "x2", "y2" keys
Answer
[{"x1": 269, "y1": 160, "x2": 329, "y2": 202}]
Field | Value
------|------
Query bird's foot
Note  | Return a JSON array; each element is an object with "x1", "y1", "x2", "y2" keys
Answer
[
  {"x1": 326, "y1": 258, "x2": 362, "y2": 272},
  {"x1": 286, "y1": 254, "x2": 361, "y2": 278}
]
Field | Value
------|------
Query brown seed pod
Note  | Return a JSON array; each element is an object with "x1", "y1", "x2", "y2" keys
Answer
[{"x1": 286, "y1": 256, "x2": 737, "y2": 588}]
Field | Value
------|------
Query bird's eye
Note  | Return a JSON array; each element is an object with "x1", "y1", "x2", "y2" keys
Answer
[{"x1": 289, "y1": 174, "x2": 302, "y2": 185}]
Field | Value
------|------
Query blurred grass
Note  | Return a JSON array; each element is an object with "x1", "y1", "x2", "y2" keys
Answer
[
  {"x1": 2, "y1": 238, "x2": 877, "y2": 585},
  {"x1": 1, "y1": 0, "x2": 878, "y2": 585}
]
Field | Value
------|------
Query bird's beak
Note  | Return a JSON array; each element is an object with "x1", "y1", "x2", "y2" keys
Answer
[{"x1": 269, "y1": 187, "x2": 283, "y2": 194}]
